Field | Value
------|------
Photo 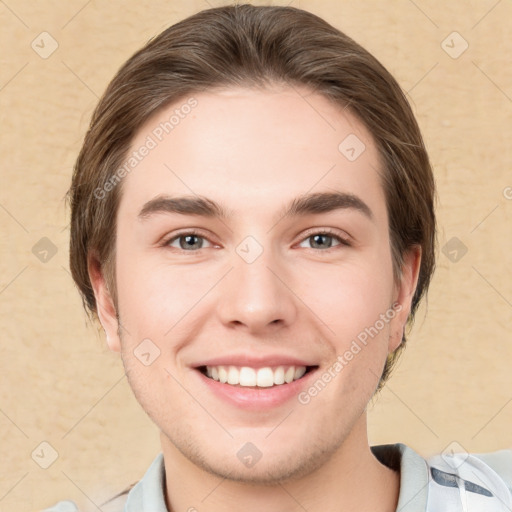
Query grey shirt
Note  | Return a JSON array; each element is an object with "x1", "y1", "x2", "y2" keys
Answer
[{"x1": 44, "y1": 443, "x2": 512, "y2": 511}]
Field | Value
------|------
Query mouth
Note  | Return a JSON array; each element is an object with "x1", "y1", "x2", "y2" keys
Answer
[{"x1": 197, "y1": 364, "x2": 318, "y2": 388}]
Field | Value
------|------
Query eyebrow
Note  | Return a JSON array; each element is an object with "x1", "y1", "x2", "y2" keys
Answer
[{"x1": 138, "y1": 191, "x2": 373, "y2": 222}]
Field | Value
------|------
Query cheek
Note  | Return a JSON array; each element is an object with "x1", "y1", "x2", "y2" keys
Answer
[
  {"x1": 298, "y1": 257, "x2": 396, "y2": 395},
  {"x1": 309, "y1": 267, "x2": 395, "y2": 403},
  {"x1": 115, "y1": 249, "x2": 217, "y2": 337},
  {"x1": 295, "y1": 256, "x2": 395, "y2": 338}
]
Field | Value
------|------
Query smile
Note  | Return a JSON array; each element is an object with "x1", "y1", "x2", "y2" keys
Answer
[{"x1": 199, "y1": 365, "x2": 316, "y2": 388}]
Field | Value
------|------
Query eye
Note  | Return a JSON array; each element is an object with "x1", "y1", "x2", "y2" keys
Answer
[
  {"x1": 164, "y1": 231, "x2": 214, "y2": 251},
  {"x1": 161, "y1": 229, "x2": 350, "y2": 253},
  {"x1": 298, "y1": 229, "x2": 350, "y2": 250}
]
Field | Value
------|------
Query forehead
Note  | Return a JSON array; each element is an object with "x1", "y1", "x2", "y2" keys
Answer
[{"x1": 118, "y1": 86, "x2": 386, "y2": 221}]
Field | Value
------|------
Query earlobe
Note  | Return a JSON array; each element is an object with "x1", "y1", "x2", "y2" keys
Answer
[
  {"x1": 388, "y1": 246, "x2": 422, "y2": 353},
  {"x1": 87, "y1": 251, "x2": 121, "y2": 353}
]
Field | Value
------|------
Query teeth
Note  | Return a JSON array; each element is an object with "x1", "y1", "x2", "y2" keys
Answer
[
  {"x1": 256, "y1": 367, "x2": 274, "y2": 387},
  {"x1": 239, "y1": 366, "x2": 257, "y2": 386},
  {"x1": 227, "y1": 366, "x2": 239, "y2": 385},
  {"x1": 218, "y1": 366, "x2": 228, "y2": 384},
  {"x1": 274, "y1": 366, "x2": 285, "y2": 385},
  {"x1": 294, "y1": 366, "x2": 306, "y2": 380},
  {"x1": 204, "y1": 365, "x2": 309, "y2": 387}
]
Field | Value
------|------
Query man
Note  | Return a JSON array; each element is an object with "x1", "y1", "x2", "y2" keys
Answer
[{"x1": 48, "y1": 3, "x2": 511, "y2": 511}]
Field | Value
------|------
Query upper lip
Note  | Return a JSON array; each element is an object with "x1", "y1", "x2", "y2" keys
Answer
[{"x1": 192, "y1": 354, "x2": 318, "y2": 369}]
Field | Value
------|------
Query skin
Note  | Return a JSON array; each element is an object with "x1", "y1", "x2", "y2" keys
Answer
[{"x1": 89, "y1": 85, "x2": 420, "y2": 512}]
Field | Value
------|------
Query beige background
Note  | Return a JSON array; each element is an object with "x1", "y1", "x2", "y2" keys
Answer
[{"x1": 1, "y1": 0, "x2": 511, "y2": 510}]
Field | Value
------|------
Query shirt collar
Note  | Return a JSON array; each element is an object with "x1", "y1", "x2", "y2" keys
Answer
[
  {"x1": 125, "y1": 444, "x2": 429, "y2": 512},
  {"x1": 124, "y1": 452, "x2": 168, "y2": 512},
  {"x1": 372, "y1": 443, "x2": 430, "y2": 511}
]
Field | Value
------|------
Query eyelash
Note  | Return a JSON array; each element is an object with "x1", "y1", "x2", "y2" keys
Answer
[
  {"x1": 300, "y1": 228, "x2": 352, "y2": 252},
  {"x1": 160, "y1": 228, "x2": 351, "y2": 254}
]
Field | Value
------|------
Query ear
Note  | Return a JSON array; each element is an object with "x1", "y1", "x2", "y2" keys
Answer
[
  {"x1": 88, "y1": 251, "x2": 121, "y2": 352},
  {"x1": 388, "y1": 246, "x2": 422, "y2": 353}
]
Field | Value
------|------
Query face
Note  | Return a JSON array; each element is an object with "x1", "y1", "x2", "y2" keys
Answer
[{"x1": 91, "y1": 85, "x2": 419, "y2": 483}]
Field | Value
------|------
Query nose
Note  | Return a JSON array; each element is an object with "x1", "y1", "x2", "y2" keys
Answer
[{"x1": 216, "y1": 246, "x2": 298, "y2": 334}]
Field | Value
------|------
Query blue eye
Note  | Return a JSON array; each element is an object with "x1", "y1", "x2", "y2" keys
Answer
[
  {"x1": 162, "y1": 229, "x2": 350, "y2": 253},
  {"x1": 166, "y1": 232, "x2": 213, "y2": 251},
  {"x1": 299, "y1": 230, "x2": 350, "y2": 250}
]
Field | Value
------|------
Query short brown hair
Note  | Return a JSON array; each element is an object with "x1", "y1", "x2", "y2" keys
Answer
[{"x1": 68, "y1": 3, "x2": 436, "y2": 391}]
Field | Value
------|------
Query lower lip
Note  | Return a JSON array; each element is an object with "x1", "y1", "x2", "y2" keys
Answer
[{"x1": 193, "y1": 368, "x2": 318, "y2": 411}]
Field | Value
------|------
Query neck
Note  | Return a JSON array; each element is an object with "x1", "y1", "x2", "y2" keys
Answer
[{"x1": 160, "y1": 415, "x2": 400, "y2": 512}]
